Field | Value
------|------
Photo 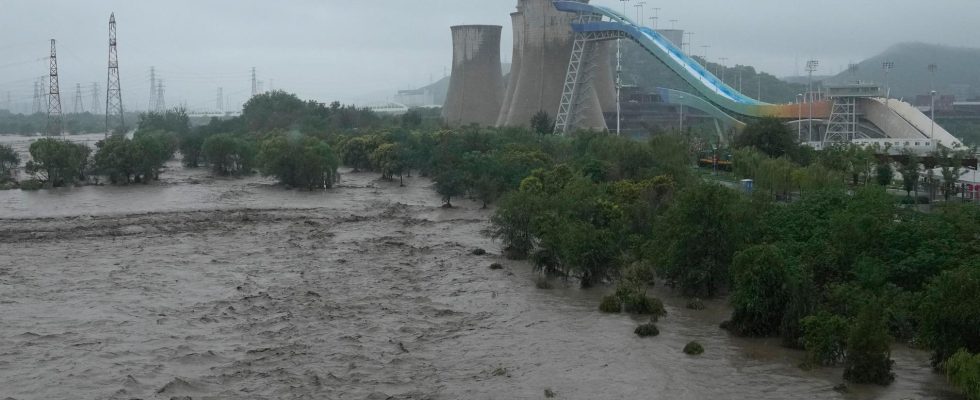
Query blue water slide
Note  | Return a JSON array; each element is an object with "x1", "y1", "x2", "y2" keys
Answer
[{"x1": 553, "y1": 1, "x2": 799, "y2": 119}]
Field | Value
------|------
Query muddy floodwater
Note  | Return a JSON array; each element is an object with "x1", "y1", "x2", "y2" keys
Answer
[{"x1": 0, "y1": 141, "x2": 962, "y2": 399}]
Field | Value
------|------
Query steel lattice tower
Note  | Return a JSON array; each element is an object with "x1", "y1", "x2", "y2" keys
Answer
[
  {"x1": 47, "y1": 39, "x2": 63, "y2": 136},
  {"x1": 90, "y1": 82, "x2": 101, "y2": 115},
  {"x1": 149, "y1": 66, "x2": 157, "y2": 112},
  {"x1": 156, "y1": 81, "x2": 165, "y2": 111},
  {"x1": 73, "y1": 83, "x2": 84, "y2": 114},
  {"x1": 105, "y1": 13, "x2": 124, "y2": 136},
  {"x1": 251, "y1": 67, "x2": 257, "y2": 97},
  {"x1": 32, "y1": 80, "x2": 41, "y2": 114}
]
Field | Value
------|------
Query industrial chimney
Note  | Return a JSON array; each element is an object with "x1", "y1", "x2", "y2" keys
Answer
[{"x1": 442, "y1": 25, "x2": 505, "y2": 127}]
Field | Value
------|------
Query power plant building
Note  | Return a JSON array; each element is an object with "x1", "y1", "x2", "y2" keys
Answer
[{"x1": 442, "y1": 25, "x2": 505, "y2": 127}]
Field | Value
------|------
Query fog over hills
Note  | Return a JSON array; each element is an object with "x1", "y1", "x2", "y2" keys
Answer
[{"x1": 827, "y1": 43, "x2": 980, "y2": 100}]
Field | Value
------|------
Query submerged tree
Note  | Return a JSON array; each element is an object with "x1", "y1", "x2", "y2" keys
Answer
[
  {"x1": 0, "y1": 143, "x2": 19, "y2": 180},
  {"x1": 843, "y1": 302, "x2": 895, "y2": 385},
  {"x1": 257, "y1": 134, "x2": 339, "y2": 190}
]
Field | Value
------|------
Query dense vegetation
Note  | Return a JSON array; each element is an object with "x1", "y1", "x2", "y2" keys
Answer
[
  {"x1": 4, "y1": 90, "x2": 979, "y2": 396},
  {"x1": 0, "y1": 110, "x2": 140, "y2": 135}
]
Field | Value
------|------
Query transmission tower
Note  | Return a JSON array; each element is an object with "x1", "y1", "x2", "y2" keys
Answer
[
  {"x1": 47, "y1": 39, "x2": 63, "y2": 136},
  {"x1": 156, "y1": 80, "x2": 165, "y2": 111},
  {"x1": 32, "y1": 80, "x2": 41, "y2": 114},
  {"x1": 73, "y1": 83, "x2": 84, "y2": 114},
  {"x1": 251, "y1": 67, "x2": 257, "y2": 97},
  {"x1": 216, "y1": 87, "x2": 223, "y2": 112},
  {"x1": 90, "y1": 82, "x2": 101, "y2": 115},
  {"x1": 149, "y1": 66, "x2": 156, "y2": 112},
  {"x1": 105, "y1": 13, "x2": 125, "y2": 136}
]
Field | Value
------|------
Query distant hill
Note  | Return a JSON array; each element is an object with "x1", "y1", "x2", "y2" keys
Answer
[
  {"x1": 827, "y1": 42, "x2": 980, "y2": 100},
  {"x1": 620, "y1": 41, "x2": 806, "y2": 104}
]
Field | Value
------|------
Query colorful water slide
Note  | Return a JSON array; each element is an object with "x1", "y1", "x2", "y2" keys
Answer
[{"x1": 552, "y1": 1, "x2": 830, "y2": 120}]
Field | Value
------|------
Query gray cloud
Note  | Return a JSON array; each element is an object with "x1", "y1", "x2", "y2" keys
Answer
[{"x1": 1, "y1": 0, "x2": 976, "y2": 112}]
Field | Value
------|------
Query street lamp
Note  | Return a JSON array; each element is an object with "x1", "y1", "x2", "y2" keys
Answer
[
  {"x1": 719, "y1": 57, "x2": 728, "y2": 84},
  {"x1": 931, "y1": 90, "x2": 937, "y2": 140},
  {"x1": 882, "y1": 61, "x2": 895, "y2": 103},
  {"x1": 806, "y1": 59, "x2": 819, "y2": 141},
  {"x1": 651, "y1": 7, "x2": 661, "y2": 29},
  {"x1": 678, "y1": 95, "x2": 685, "y2": 132},
  {"x1": 685, "y1": 32, "x2": 694, "y2": 54},
  {"x1": 670, "y1": 19, "x2": 678, "y2": 29},
  {"x1": 797, "y1": 93, "x2": 804, "y2": 142},
  {"x1": 634, "y1": 2, "x2": 646, "y2": 24},
  {"x1": 617, "y1": 0, "x2": 630, "y2": 136}
]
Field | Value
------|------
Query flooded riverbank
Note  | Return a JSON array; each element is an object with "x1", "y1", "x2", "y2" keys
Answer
[{"x1": 0, "y1": 166, "x2": 961, "y2": 399}]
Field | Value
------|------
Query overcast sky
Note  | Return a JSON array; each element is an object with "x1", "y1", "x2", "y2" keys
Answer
[{"x1": 1, "y1": 0, "x2": 978, "y2": 113}]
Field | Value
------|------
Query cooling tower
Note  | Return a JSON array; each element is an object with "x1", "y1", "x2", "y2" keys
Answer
[
  {"x1": 442, "y1": 25, "x2": 505, "y2": 127},
  {"x1": 496, "y1": 12, "x2": 525, "y2": 127},
  {"x1": 500, "y1": 0, "x2": 610, "y2": 130}
]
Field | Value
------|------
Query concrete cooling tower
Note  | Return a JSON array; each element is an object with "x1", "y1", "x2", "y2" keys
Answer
[
  {"x1": 442, "y1": 25, "x2": 505, "y2": 127},
  {"x1": 498, "y1": 0, "x2": 612, "y2": 130}
]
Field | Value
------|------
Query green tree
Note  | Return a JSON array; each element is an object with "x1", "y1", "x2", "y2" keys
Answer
[
  {"x1": 530, "y1": 110, "x2": 554, "y2": 135},
  {"x1": 341, "y1": 136, "x2": 376, "y2": 172},
  {"x1": 202, "y1": 133, "x2": 255, "y2": 175},
  {"x1": 241, "y1": 91, "x2": 308, "y2": 132},
  {"x1": 875, "y1": 162, "x2": 894, "y2": 186},
  {"x1": 257, "y1": 134, "x2": 339, "y2": 189},
  {"x1": 434, "y1": 169, "x2": 465, "y2": 207},
  {"x1": 401, "y1": 109, "x2": 423, "y2": 129},
  {"x1": 728, "y1": 244, "x2": 790, "y2": 336},
  {"x1": 919, "y1": 265, "x2": 980, "y2": 367},
  {"x1": 897, "y1": 149, "x2": 920, "y2": 199},
  {"x1": 24, "y1": 138, "x2": 90, "y2": 187},
  {"x1": 801, "y1": 312, "x2": 849, "y2": 367},
  {"x1": 946, "y1": 350, "x2": 980, "y2": 400},
  {"x1": 652, "y1": 183, "x2": 742, "y2": 297},
  {"x1": 937, "y1": 147, "x2": 966, "y2": 201},
  {"x1": 843, "y1": 302, "x2": 895, "y2": 385},
  {"x1": 93, "y1": 136, "x2": 137, "y2": 184},
  {"x1": 138, "y1": 108, "x2": 190, "y2": 135},
  {"x1": 371, "y1": 142, "x2": 406, "y2": 184},
  {"x1": 0, "y1": 143, "x2": 19, "y2": 180},
  {"x1": 735, "y1": 116, "x2": 797, "y2": 159}
]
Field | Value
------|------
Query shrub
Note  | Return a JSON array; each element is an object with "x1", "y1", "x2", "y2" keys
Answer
[
  {"x1": 728, "y1": 244, "x2": 790, "y2": 337},
  {"x1": 843, "y1": 303, "x2": 895, "y2": 385},
  {"x1": 635, "y1": 322, "x2": 660, "y2": 337},
  {"x1": 946, "y1": 350, "x2": 980, "y2": 400},
  {"x1": 257, "y1": 134, "x2": 339, "y2": 189},
  {"x1": 535, "y1": 276, "x2": 554, "y2": 290},
  {"x1": 18, "y1": 179, "x2": 43, "y2": 191},
  {"x1": 801, "y1": 312, "x2": 849, "y2": 367},
  {"x1": 24, "y1": 138, "x2": 89, "y2": 187},
  {"x1": 684, "y1": 341, "x2": 705, "y2": 355},
  {"x1": 0, "y1": 143, "x2": 19, "y2": 179},
  {"x1": 919, "y1": 266, "x2": 980, "y2": 368},
  {"x1": 686, "y1": 298, "x2": 705, "y2": 310},
  {"x1": 202, "y1": 133, "x2": 256, "y2": 175},
  {"x1": 599, "y1": 295, "x2": 621, "y2": 313}
]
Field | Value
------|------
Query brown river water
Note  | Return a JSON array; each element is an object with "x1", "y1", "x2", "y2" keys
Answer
[{"x1": 0, "y1": 134, "x2": 962, "y2": 399}]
